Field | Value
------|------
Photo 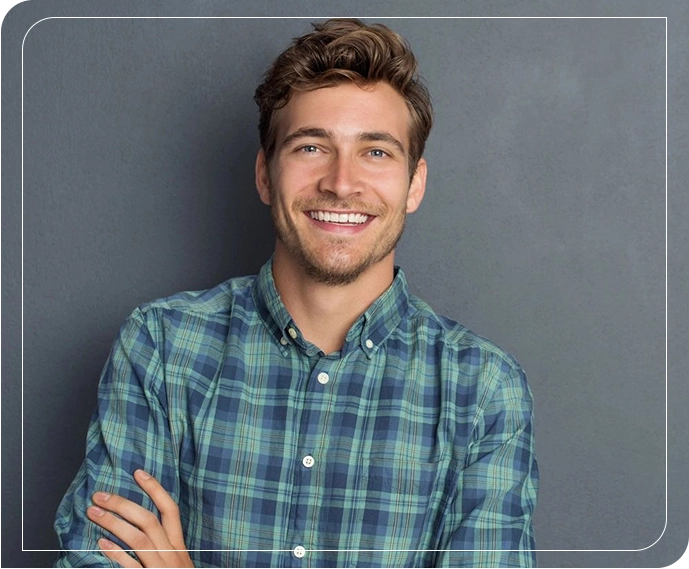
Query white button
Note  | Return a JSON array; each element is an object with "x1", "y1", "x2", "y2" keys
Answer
[
  {"x1": 302, "y1": 455, "x2": 314, "y2": 468},
  {"x1": 280, "y1": 337, "x2": 289, "y2": 345},
  {"x1": 317, "y1": 372, "x2": 330, "y2": 385},
  {"x1": 365, "y1": 339, "x2": 374, "y2": 349},
  {"x1": 293, "y1": 545, "x2": 306, "y2": 558},
  {"x1": 288, "y1": 327, "x2": 298, "y2": 339}
]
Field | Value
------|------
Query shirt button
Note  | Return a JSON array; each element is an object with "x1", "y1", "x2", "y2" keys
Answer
[
  {"x1": 302, "y1": 455, "x2": 315, "y2": 468},
  {"x1": 293, "y1": 545, "x2": 306, "y2": 558},
  {"x1": 288, "y1": 327, "x2": 298, "y2": 339},
  {"x1": 365, "y1": 339, "x2": 374, "y2": 349},
  {"x1": 280, "y1": 337, "x2": 289, "y2": 346},
  {"x1": 317, "y1": 372, "x2": 330, "y2": 385}
]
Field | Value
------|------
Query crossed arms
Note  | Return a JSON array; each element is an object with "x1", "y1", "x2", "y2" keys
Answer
[{"x1": 55, "y1": 307, "x2": 538, "y2": 568}]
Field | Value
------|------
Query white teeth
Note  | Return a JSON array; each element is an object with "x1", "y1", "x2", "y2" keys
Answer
[{"x1": 309, "y1": 211, "x2": 370, "y2": 224}]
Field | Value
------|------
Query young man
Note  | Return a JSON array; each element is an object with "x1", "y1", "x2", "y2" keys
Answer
[{"x1": 55, "y1": 19, "x2": 538, "y2": 568}]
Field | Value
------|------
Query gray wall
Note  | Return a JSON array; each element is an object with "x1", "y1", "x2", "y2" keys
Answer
[{"x1": 3, "y1": 1, "x2": 688, "y2": 567}]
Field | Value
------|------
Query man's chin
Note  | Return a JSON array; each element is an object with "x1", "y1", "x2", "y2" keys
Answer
[
  {"x1": 273, "y1": 230, "x2": 389, "y2": 286},
  {"x1": 299, "y1": 255, "x2": 371, "y2": 287}
]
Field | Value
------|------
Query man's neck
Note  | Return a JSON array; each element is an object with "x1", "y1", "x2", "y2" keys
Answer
[{"x1": 271, "y1": 248, "x2": 395, "y2": 355}]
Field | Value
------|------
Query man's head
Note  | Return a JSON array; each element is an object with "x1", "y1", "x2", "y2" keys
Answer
[
  {"x1": 254, "y1": 18, "x2": 433, "y2": 180},
  {"x1": 254, "y1": 19, "x2": 432, "y2": 286}
]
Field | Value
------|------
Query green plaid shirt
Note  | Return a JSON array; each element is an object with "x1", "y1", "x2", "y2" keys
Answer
[{"x1": 55, "y1": 258, "x2": 538, "y2": 568}]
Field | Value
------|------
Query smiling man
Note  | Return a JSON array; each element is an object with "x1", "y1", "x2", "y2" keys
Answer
[{"x1": 55, "y1": 19, "x2": 538, "y2": 568}]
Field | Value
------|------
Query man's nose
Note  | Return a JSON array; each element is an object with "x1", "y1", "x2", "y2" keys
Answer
[{"x1": 318, "y1": 155, "x2": 362, "y2": 198}]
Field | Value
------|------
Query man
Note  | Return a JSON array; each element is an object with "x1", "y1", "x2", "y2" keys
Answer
[{"x1": 55, "y1": 18, "x2": 538, "y2": 568}]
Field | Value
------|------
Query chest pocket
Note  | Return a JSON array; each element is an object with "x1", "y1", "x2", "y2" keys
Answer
[{"x1": 348, "y1": 458, "x2": 443, "y2": 567}]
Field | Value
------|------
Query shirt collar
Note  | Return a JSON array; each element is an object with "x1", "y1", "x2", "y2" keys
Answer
[{"x1": 251, "y1": 257, "x2": 412, "y2": 358}]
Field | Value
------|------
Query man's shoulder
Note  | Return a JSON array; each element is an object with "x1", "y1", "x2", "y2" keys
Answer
[
  {"x1": 407, "y1": 294, "x2": 521, "y2": 370},
  {"x1": 135, "y1": 274, "x2": 257, "y2": 319}
]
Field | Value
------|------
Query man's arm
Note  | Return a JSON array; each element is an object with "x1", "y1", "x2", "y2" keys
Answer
[
  {"x1": 436, "y1": 363, "x2": 539, "y2": 568},
  {"x1": 54, "y1": 308, "x2": 183, "y2": 567}
]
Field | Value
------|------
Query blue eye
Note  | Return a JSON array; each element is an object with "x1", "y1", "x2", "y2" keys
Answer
[{"x1": 369, "y1": 149, "x2": 388, "y2": 158}]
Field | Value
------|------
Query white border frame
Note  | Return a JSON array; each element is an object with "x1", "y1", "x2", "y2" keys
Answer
[{"x1": 20, "y1": 15, "x2": 668, "y2": 556}]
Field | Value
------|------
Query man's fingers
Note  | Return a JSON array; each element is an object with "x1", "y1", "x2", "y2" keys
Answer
[
  {"x1": 90, "y1": 493, "x2": 170, "y2": 549},
  {"x1": 133, "y1": 470, "x2": 186, "y2": 549},
  {"x1": 88, "y1": 475, "x2": 192, "y2": 567},
  {"x1": 88, "y1": 503, "x2": 193, "y2": 567},
  {"x1": 98, "y1": 538, "x2": 143, "y2": 568},
  {"x1": 87, "y1": 504, "x2": 170, "y2": 569}
]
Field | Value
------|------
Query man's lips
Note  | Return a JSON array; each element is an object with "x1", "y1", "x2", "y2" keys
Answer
[
  {"x1": 304, "y1": 210, "x2": 375, "y2": 233},
  {"x1": 307, "y1": 210, "x2": 372, "y2": 225}
]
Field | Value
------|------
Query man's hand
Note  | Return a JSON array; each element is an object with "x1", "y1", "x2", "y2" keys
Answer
[{"x1": 86, "y1": 469, "x2": 194, "y2": 568}]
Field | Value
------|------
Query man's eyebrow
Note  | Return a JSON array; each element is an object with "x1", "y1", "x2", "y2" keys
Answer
[
  {"x1": 358, "y1": 132, "x2": 406, "y2": 156},
  {"x1": 281, "y1": 127, "x2": 331, "y2": 148}
]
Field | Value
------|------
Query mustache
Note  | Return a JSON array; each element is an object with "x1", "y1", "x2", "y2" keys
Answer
[{"x1": 293, "y1": 197, "x2": 386, "y2": 217}]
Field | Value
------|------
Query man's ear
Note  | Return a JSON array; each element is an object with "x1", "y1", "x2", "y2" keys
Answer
[
  {"x1": 255, "y1": 149, "x2": 271, "y2": 205},
  {"x1": 406, "y1": 158, "x2": 427, "y2": 213}
]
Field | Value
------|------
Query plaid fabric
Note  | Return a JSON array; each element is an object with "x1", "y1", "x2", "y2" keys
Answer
[{"x1": 55, "y1": 258, "x2": 538, "y2": 568}]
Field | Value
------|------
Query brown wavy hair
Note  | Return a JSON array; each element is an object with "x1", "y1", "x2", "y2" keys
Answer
[{"x1": 254, "y1": 18, "x2": 433, "y2": 179}]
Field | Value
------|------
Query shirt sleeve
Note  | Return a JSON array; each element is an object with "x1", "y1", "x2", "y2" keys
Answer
[
  {"x1": 435, "y1": 361, "x2": 539, "y2": 568},
  {"x1": 53, "y1": 307, "x2": 181, "y2": 567}
]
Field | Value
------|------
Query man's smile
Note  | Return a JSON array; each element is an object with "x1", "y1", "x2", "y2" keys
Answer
[
  {"x1": 307, "y1": 210, "x2": 371, "y2": 225},
  {"x1": 304, "y1": 210, "x2": 376, "y2": 234}
]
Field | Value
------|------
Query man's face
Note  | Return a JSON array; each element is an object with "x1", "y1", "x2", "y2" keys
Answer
[{"x1": 256, "y1": 81, "x2": 426, "y2": 286}]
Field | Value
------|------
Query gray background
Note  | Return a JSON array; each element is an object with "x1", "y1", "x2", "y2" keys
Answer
[{"x1": 3, "y1": 1, "x2": 687, "y2": 567}]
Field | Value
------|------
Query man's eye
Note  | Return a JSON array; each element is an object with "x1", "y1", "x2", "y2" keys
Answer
[
  {"x1": 369, "y1": 149, "x2": 388, "y2": 158},
  {"x1": 300, "y1": 145, "x2": 319, "y2": 153}
]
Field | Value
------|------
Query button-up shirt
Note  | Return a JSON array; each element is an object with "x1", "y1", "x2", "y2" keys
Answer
[{"x1": 55, "y1": 259, "x2": 538, "y2": 568}]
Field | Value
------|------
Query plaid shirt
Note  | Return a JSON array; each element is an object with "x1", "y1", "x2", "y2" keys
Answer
[{"x1": 55, "y1": 259, "x2": 538, "y2": 568}]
